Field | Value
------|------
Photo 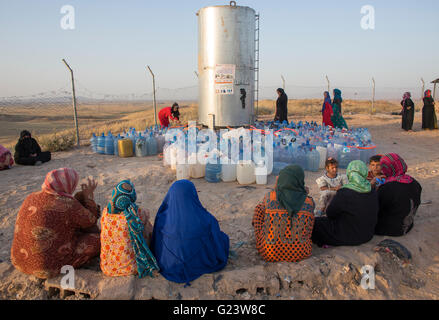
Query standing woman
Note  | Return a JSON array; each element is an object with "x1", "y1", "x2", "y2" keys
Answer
[
  {"x1": 401, "y1": 92, "x2": 415, "y2": 131},
  {"x1": 274, "y1": 88, "x2": 289, "y2": 124},
  {"x1": 331, "y1": 89, "x2": 348, "y2": 129},
  {"x1": 422, "y1": 90, "x2": 437, "y2": 130},
  {"x1": 321, "y1": 91, "x2": 334, "y2": 127}
]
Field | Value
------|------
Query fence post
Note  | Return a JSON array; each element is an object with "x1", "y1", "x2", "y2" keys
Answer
[
  {"x1": 62, "y1": 59, "x2": 80, "y2": 147},
  {"x1": 147, "y1": 66, "x2": 158, "y2": 127},
  {"x1": 281, "y1": 75, "x2": 285, "y2": 90},
  {"x1": 371, "y1": 77, "x2": 376, "y2": 115},
  {"x1": 325, "y1": 75, "x2": 330, "y2": 93},
  {"x1": 421, "y1": 78, "x2": 425, "y2": 101}
]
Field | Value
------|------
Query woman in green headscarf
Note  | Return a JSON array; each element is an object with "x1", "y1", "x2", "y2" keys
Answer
[
  {"x1": 311, "y1": 160, "x2": 378, "y2": 247},
  {"x1": 331, "y1": 89, "x2": 348, "y2": 129},
  {"x1": 252, "y1": 165, "x2": 315, "y2": 262}
]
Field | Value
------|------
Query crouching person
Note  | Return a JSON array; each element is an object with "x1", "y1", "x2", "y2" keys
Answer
[{"x1": 14, "y1": 130, "x2": 51, "y2": 166}]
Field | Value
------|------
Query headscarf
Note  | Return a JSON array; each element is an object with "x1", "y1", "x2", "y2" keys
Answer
[
  {"x1": 342, "y1": 160, "x2": 371, "y2": 193},
  {"x1": 402, "y1": 92, "x2": 411, "y2": 106},
  {"x1": 380, "y1": 153, "x2": 413, "y2": 185},
  {"x1": 276, "y1": 165, "x2": 308, "y2": 218},
  {"x1": 42, "y1": 168, "x2": 79, "y2": 199},
  {"x1": 333, "y1": 89, "x2": 343, "y2": 103},
  {"x1": 171, "y1": 103, "x2": 180, "y2": 120},
  {"x1": 425, "y1": 90, "x2": 432, "y2": 98},
  {"x1": 151, "y1": 180, "x2": 229, "y2": 284},
  {"x1": 277, "y1": 88, "x2": 285, "y2": 96},
  {"x1": 322, "y1": 91, "x2": 332, "y2": 113},
  {"x1": 107, "y1": 180, "x2": 159, "y2": 278},
  {"x1": 20, "y1": 130, "x2": 32, "y2": 140}
]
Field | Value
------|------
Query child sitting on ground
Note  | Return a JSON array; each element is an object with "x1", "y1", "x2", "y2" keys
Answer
[
  {"x1": 367, "y1": 155, "x2": 386, "y2": 189},
  {"x1": 315, "y1": 158, "x2": 348, "y2": 216}
]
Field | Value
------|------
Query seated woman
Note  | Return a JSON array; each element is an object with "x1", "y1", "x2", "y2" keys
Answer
[
  {"x1": 312, "y1": 160, "x2": 378, "y2": 247},
  {"x1": 375, "y1": 153, "x2": 422, "y2": 237},
  {"x1": 100, "y1": 180, "x2": 159, "y2": 278},
  {"x1": 151, "y1": 180, "x2": 229, "y2": 284},
  {"x1": 11, "y1": 168, "x2": 100, "y2": 279},
  {"x1": 14, "y1": 130, "x2": 51, "y2": 166},
  {"x1": 0, "y1": 144, "x2": 14, "y2": 170},
  {"x1": 253, "y1": 165, "x2": 315, "y2": 262}
]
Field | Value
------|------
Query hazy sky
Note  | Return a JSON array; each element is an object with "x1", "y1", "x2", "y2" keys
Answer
[{"x1": 1, "y1": 0, "x2": 438, "y2": 98}]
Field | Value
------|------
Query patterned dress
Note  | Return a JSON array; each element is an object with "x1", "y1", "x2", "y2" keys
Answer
[
  {"x1": 331, "y1": 100, "x2": 348, "y2": 129},
  {"x1": 100, "y1": 207, "x2": 152, "y2": 277},
  {"x1": 11, "y1": 191, "x2": 100, "y2": 279},
  {"x1": 253, "y1": 191, "x2": 315, "y2": 263}
]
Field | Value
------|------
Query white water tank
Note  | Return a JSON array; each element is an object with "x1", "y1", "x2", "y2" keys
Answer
[{"x1": 197, "y1": 1, "x2": 256, "y2": 127}]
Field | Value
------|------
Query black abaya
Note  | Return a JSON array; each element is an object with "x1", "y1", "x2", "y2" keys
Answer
[
  {"x1": 422, "y1": 97, "x2": 437, "y2": 130},
  {"x1": 401, "y1": 99, "x2": 415, "y2": 131},
  {"x1": 274, "y1": 89, "x2": 288, "y2": 123}
]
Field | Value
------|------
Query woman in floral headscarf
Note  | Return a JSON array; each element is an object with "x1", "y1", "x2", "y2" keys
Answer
[
  {"x1": 311, "y1": 160, "x2": 378, "y2": 247},
  {"x1": 11, "y1": 168, "x2": 101, "y2": 279},
  {"x1": 100, "y1": 180, "x2": 159, "y2": 278},
  {"x1": 375, "y1": 153, "x2": 422, "y2": 236},
  {"x1": 422, "y1": 90, "x2": 437, "y2": 130},
  {"x1": 401, "y1": 92, "x2": 415, "y2": 131}
]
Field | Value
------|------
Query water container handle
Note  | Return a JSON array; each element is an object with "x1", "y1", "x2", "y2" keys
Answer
[{"x1": 230, "y1": 1, "x2": 237, "y2": 7}]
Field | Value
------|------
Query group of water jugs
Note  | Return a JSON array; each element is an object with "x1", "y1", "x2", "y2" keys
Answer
[
  {"x1": 258, "y1": 120, "x2": 377, "y2": 177},
  {"x1": 90, "y1": 126, "x2": 166, "y2": 158},
  {"x1": 90, "y1": 120, "x2": 376, "y2": 185}
]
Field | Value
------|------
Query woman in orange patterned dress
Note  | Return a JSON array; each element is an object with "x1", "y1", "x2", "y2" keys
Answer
[
  {"x1": 100, "y1": 180, "x2": 159, "y2": 278},
  {"x1": 252, "y1": 165, "x2": 315, "y2": 263},
  {"x1": 11, "y1": 168, "x2": 101, "y2": 279}
]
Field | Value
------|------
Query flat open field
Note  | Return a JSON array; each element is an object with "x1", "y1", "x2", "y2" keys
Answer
[{"x1": 0, "y1": 109, "x2": 438, "y2": 300}]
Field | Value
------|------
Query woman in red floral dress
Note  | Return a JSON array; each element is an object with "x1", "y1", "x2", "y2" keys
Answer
[{"x1": 11, "y1": 168, "x2": 101, "y2": 279}]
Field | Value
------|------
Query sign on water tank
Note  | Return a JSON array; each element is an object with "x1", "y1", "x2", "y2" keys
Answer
[{"x1": 215, "y1": 64, "x2": 235, "y2": 95}]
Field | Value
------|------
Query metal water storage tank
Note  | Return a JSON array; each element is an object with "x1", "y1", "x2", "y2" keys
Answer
[{"x1": 197, "y1": 1, "x2": 256, "y2": 127}]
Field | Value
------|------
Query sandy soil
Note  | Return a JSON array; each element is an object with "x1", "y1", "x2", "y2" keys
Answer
[{"x1": 1, "y1": 113, "x2": 439, "y2": 300}]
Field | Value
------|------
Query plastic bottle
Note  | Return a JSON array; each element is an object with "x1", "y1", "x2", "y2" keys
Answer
[
  {"x1": 135, "y1": 135, "x2": 148, "y2": 157},
  {"x1": 205, "y1": 163, "x2": 222, "y2": 183},
  {"x1": 146, "y1": 132, "x2": 158, "y2": 156},
  {"x1": 307, "y1": 146, "x2": 320, "y2": 172},
  {"x1": 316, "y1": 146, "x2": 327, "y2": 169},
  {"x1": 254, "y1": 161, "x2": 268, "y2": 185},
  {"x1": 221, "y1": 157, "x2": 237, "y2": 182},
  {"x1": 155, "y1": 133, "x2": 166, "y2": 153},
  {"x1": 113, "y1": 134, "x2": 122, "y2": 157},
  {"x1": 176, "y1": 163, "x2": 190, "y2": 180},
  {"x1": 97, "y1": 133, "x2": 106, "y2": 154},
  {"x1": 90, "y1": 133, "x2": 98, "y2": 153},
  {"x1": 105, "y1": 132, "x2": 114, "y2": 155},
  {"x1": 237, "y1": 160, "x2": 256, "y2": 185},
  {"x1": 339, "y1": 145, "x2": 351, "y2": 169}
]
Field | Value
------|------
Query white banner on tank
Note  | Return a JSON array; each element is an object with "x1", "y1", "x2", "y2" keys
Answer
[{"x1": 215, "y1": 64, "x2": 235, "y2": 95}]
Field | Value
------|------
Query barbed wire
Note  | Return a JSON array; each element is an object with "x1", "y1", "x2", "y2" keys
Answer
[{"x1": 0, "y1": 83, "x2": 429, "y2": 108}]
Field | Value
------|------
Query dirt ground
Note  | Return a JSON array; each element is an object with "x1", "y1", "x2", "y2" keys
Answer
[{"x1": 1, "y1": 113, "x2": 438, "y2": 300}]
